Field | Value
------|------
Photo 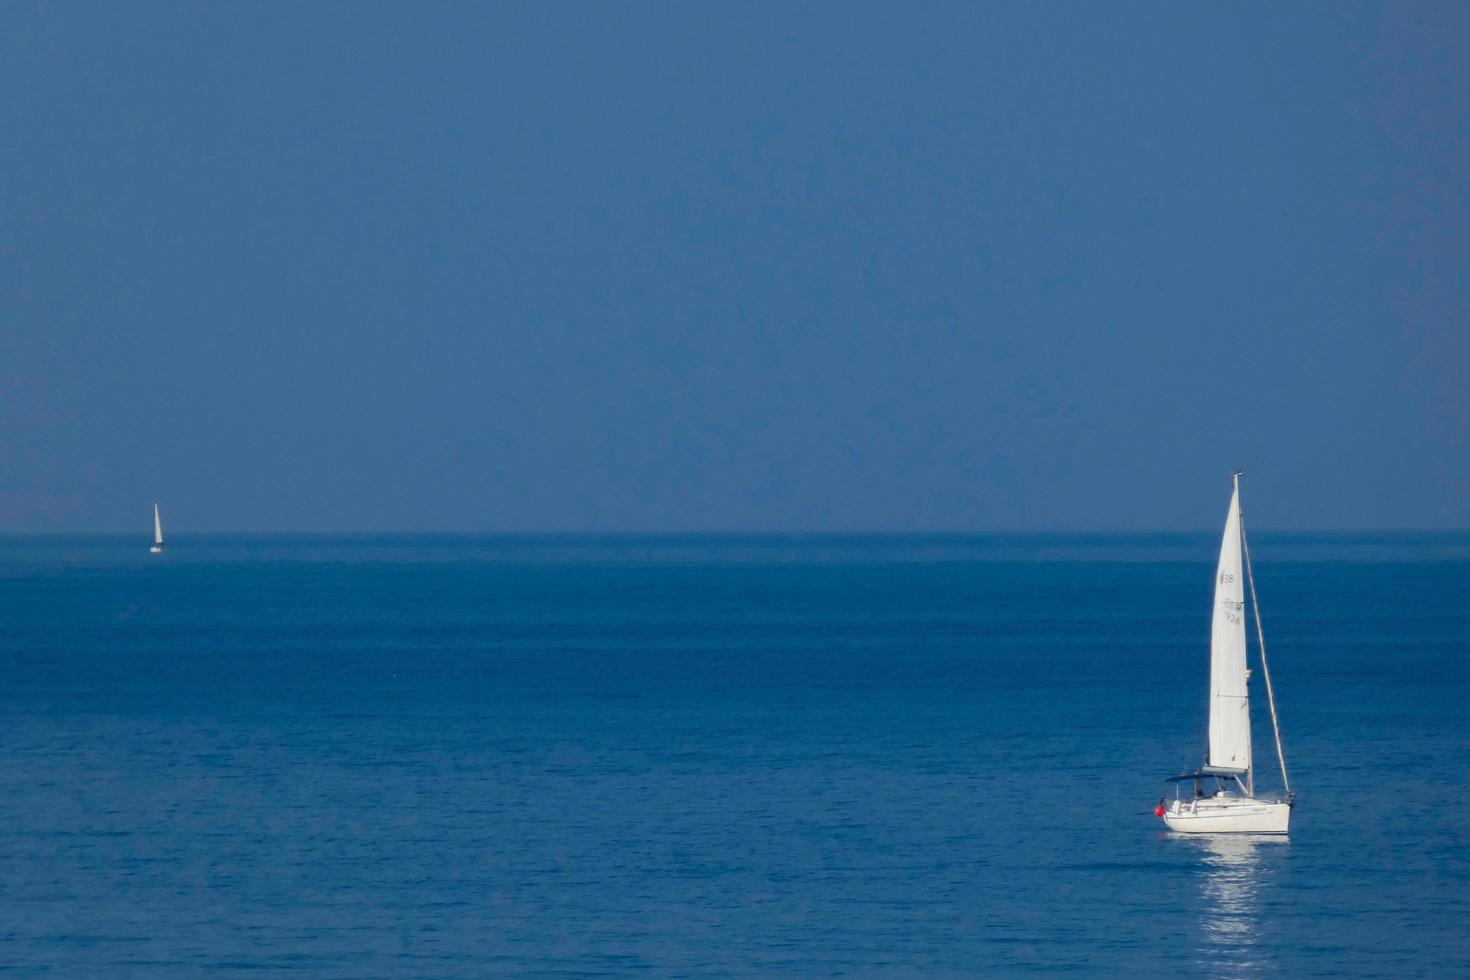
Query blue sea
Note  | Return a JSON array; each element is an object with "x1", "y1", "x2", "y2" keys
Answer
[{"x1": 2, "y1": 533, "x2": 1467, "y2": 976}]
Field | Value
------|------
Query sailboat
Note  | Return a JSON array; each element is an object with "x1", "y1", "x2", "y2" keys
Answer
[
  {"x1": 1158, "y1": 473, "x2": 1294, "y2": 834},
  {"x1": 150, "y1": 503, "x2": 165, "y2": 554}
]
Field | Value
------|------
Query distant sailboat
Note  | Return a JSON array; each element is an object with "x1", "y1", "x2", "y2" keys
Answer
[
  {"x1": 1157, "y1": 473, "x2": 1294, "y2": 834},
  {"x1": 151, "y1": 503, "x2": 164, "y2": 554}
]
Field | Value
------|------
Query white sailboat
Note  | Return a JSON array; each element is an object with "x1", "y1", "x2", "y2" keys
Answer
[
  {"x1": 1158, "y1": 473, "x2": 1294, "y2": 834},
  {"x1": 150, "y1": 503, "x2": 165, "y2": 554}
]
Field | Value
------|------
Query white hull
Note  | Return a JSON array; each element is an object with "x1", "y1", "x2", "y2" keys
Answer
[
  {"x1": 150, "y1": 546, "x2": 162, "y2": 554},
  {"x1": 1163, "y1": 797, "x2": 1290, "y2": 834}
]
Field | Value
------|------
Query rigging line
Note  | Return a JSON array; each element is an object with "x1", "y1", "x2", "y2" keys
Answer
[{"x1": 1239, "y1": 505, "x2": 1292, "y2": 800}]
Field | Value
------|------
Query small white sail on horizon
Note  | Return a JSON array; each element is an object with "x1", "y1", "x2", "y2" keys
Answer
[
  {"x1": 1158, "y1": 473, "x2": 1294, "y2": 834},
  {"x1": 151, "y1": 503, "x2": 164, "y2": 554}
]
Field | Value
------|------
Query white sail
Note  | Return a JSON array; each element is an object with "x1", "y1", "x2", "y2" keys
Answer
[
  {"x1": 1208, "y1": 482, "x2": 1251, "y2": 773},
  {"x1": 154, "y1": 504, "x2": 164, "y2": 546}
]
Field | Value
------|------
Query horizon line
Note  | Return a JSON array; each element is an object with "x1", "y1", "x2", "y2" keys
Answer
[{"x1": 3, "y1": 527, "x2": 1468, "y2": 537}]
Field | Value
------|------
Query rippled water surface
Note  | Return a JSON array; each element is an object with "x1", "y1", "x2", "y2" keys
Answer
[{"x1": 2, "y1": 534, "x2": 1467, "y2": 975}]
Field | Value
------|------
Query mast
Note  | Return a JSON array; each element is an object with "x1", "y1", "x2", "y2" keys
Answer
[
  {"x1": 1238, "y1": 480, "x2": 1292, "y2": 802},
  {"x1": 1234, "y1": 472, "x2": 1254, "y2": 799}
]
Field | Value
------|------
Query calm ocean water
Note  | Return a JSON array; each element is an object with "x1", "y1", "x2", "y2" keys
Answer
[{"x1": 1, "y1": 533, "x2": 1467, "y2": 976}]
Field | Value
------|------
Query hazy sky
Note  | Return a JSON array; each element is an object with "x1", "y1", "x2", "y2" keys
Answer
[{"x1": 2, "y1": 3, "x2": 1466, "y2": 532}]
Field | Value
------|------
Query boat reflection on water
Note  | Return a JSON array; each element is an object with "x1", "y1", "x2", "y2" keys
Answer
[{"x1": 1192, "y1": 834, "x2": 1287, "y2": 972}]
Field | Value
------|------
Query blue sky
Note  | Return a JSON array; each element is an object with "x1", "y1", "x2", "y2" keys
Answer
[{"x1": 2, "y1": 3, "x2": 1466, "y2": 532}]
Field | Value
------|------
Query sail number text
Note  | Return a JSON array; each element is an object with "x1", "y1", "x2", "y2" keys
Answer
[{"x1": 1221, "y1": 598, "x2": 1243, "y2": 625}]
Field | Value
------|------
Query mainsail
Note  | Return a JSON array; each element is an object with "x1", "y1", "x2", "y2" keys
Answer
[
  {"x1": 154, "y1": 504, "x2": 164, "y2": 546},
  {"x1": 1208, "y1": 482, "x2": 1251, "y2": 773}
]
